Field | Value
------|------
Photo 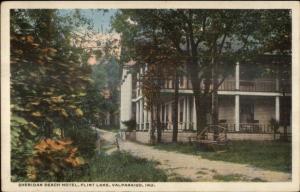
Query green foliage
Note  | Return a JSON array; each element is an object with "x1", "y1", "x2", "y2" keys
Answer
[
  {"x1": 213, "y1": 173, "x2": 266, "y2": 182},
  {"x1": 11, "y1": 114, "x2": 37, "y2": 181},
  {"x1": 65, "y1": 125, "x2": 97, "y2": 158},
  {"x1": 11, "y1": 9, "x2": 92, "y2": 137},
  {"x1": 122, "y1": 119, "x2": 136, "y2": 131},
  {"x1": 213, "y1": 174, "x2": 245, "y2": 182},
  {"x1": 113, "y1": 9, "x2": 291, "y2": 134},
  {"x1": 27, "y1": 138, "x2": 85, "y2": 181},
  {"x1": 64, "y1": 151, "x2": 168, "y2": 182},
  {"x1": 10, "y1": 9, "x2": 96, "y2": 181},
  {"x1": 168, "y1": 174, "x2": 193, "y2": 182},
  {"x1": 80, "y1": 84, "x2": 106, "y2": 127},
  {"x1": 80, "y1": 57, "x2": 120, "y2": 128}
]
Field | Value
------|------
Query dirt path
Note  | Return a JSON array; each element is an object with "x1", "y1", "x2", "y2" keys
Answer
[
  {"x1": 92, "y1": 128, "x2": 119, "y2": 154},
  {"x1": 97, "y1": 129, "x2": 291, "y2": 182}
]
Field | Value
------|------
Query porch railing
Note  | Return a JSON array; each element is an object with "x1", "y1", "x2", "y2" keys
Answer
[
  {"x1": 135, "y1": 122, "x2": 273, "y2": 134},
  {"x1": 208, "y1": 123, "x2": 273, "y2": 133}
]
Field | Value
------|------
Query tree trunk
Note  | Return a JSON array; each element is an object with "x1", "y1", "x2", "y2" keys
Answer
[
  {"x1": 195, "y1": 95, "x2": 209, "y2": 136},
  {"x1": 189, "y1": 69, "x2": 209, "y2": 137},
  {"x1": 109, "y1": 111, "x2": 114, "y2": 127},
  {"x1": 150, "y1": 107, "x2": 156, "y2": 144},
  {"x1": 185, "y1": 15, "x2": 211, "y2": 137},
  {"x1": 212, "y1": 58, "x2": 219, "y2": 141},
  {"x1": 156, "y1": 104, "x2": 162, "y2": 143},
  {"x1": 172, "y1": 72, "x2": 179, "y2": 142},
  {"x1": 282, "y1": 96, "x2": 288, "y2": 141}
]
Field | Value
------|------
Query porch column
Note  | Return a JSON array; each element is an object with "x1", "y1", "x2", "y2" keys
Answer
[
  {"x1": 164, "y1": 104, "x2": 167, "y2": 125},
  {"x1": 186, "y1": 96, "x2": 190, "y2": 130},
  {"x1": 275, "y1": 96, "x2": 280, "y2": 121},
  {"x1": 166, "y1": 104, "x2": 169, "y2": 129},
  {"x1": 178, "y1": 98, "x2": 181, "y2": 129},
  {"x1": 139, "y1": 99, "x2": 143, "y2": 130},
  {"x1": 183, "y1": 96, "x2": 187, "y2": 130},
  {"x1": 145, "y1": 108, "x2": 148, "y2": 131},
  {"x1": 169, "y1": 103, "x2": 172, "y2": 129},
  {"x1": 236, "y1": 62, "x2": 240, "y2": 90},
  {"x1": 235, "y1": 95, "x2": 240, "y2": 131},
  {"x1": 160, "y1": 104, "x2": 163, "y2": 122},
  {"x1": 143, "y1": 99, "x2": 147, "y2": 130},
  {"x1": 137, "y1": 73, "x2": 139, "y2": 97},
  {"x1": 136, "y1": 101, "x2": 139, "y2": 130},
  {"x1": 235, "y1": 62, "x2": 240, "y2": 131},
  {"x1": 193, "y1": 96, "x2": 197, "y2": 130},
  {"x1": 148, "y1": 108, "x2": 152, "y2": 131}
]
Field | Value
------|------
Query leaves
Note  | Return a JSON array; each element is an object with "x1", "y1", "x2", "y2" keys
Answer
[
  {"x1": 75, "y1": 108, "x2": 83, "y2": 117},
  {"x1": 51, "y1": 96, "x2": 64, "y2": 103},
  {"x1": 29, "y1": 138, "x2": 85, "y2": 181},
  {"x1": 26, "y1": 166, "x2": 37, "y2": 181},
  {"x1": 11, "y1": 115, "x2": 28, "y2": 125},
  {"x1": 10, "y1": 9, "x2": 94, "y2": 181},
  {"x1": 60, "y1": 109, "x2": 69, "y2": 118},
  {"x1": 31, "y1": 111, "x2": 42, "y2": 117}
]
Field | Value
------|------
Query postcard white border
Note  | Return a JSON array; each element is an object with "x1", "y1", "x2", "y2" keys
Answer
[{"x1": 1, "y1": 1, "x2": 300, "y2": 192}]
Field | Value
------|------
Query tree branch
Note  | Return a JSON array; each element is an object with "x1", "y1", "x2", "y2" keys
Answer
[{"x1": 209, "y1": 75, "x2": 227, "y2": 94}]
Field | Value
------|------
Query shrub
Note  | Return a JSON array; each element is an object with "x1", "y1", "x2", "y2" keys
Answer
[
  {"x1": 11, "y1": 115, "x2": 37, "y2": 181},
  {"x1": 65, "y1": 124, "x2": 97, "y2": 158},
  {"x1": 122, "y1": 119, "x2": 136, "y2": 131},
  {"x1": 27, "y1": 138, "x2": 85, "y2": 181}
]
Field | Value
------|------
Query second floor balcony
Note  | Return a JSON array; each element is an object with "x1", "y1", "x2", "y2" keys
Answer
[
  {"x1": 134, "y1": 77, "x2": 291, "y2": 98},
  {"x1": 133, "y1": 61, "x2": 291, "y2": 98},
  {"x1": 170, "y1": 78, "x2": 290, "y2": 92}
]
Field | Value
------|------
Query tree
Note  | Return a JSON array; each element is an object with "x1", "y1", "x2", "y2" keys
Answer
[
  {"x1": 252, "y1": 10, "x2": 291, "y2": 140},
  {"x1": 133, "y1": 34, "x2": 184, "y2": 142},
  {"x1": 112, "y1": 10, "x2": 239, "y2": 138},
  {"x1": 10, "y1": 9, "x2": 96, "y2": 181},
  {"x1": 81, "y1": 56, "x2": 120, "y2": 128},
  {"x1": 113, "y1": 9, "x2": 291, "y2": 139},
  {"x1": 113, "y1": 10, "x2": 185, "y2": 142}
]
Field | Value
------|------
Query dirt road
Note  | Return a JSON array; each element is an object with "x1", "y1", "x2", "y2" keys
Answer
[{"x1": 97, "y1": 129, "x2": 291, "y2": 182}]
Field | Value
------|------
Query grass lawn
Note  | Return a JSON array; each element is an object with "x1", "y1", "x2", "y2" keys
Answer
[
  {"x1": 153, "y1": 140, "x2": 291, "y2": 173},
  {"x1": 66, "y1": 151, "x2": 168, "y2": 182},
  {"x1": 212, "y1": 173, "x2": 267, "y2": 182}
]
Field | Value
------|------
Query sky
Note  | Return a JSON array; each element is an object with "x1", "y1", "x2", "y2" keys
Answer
[
  {"x1": 59, "y1": 9, "x2": 118, "y2": 33},
  {"x1": 81, "y1": 9, "x2": 118, "y2": 33}
]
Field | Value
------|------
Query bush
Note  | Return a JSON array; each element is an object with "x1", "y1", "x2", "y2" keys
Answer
[
  {"x1": 10, "y1": 10, "x2": 94, "y2": 181},
  {"x1": 27, "y1": 138, "x2": 85, "y2": 181},
  {"x1": 122, "y1": 119, "x2": 136, "y2": 131},
  {"x1": 65, "y1": 125, "x2": 97, "y2": 158},
  {"x1": 11, "y1": 115, "x2": 37, "y2": 181}
]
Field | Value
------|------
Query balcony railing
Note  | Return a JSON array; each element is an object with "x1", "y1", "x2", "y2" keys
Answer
[{"x1": 136, "y1": 78, "x2": 291, "y2": 93}]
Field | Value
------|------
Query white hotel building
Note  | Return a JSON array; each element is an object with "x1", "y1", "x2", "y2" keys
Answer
[{"x1": 120, "y1": 55, "x2": 291, "y2": 143}]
